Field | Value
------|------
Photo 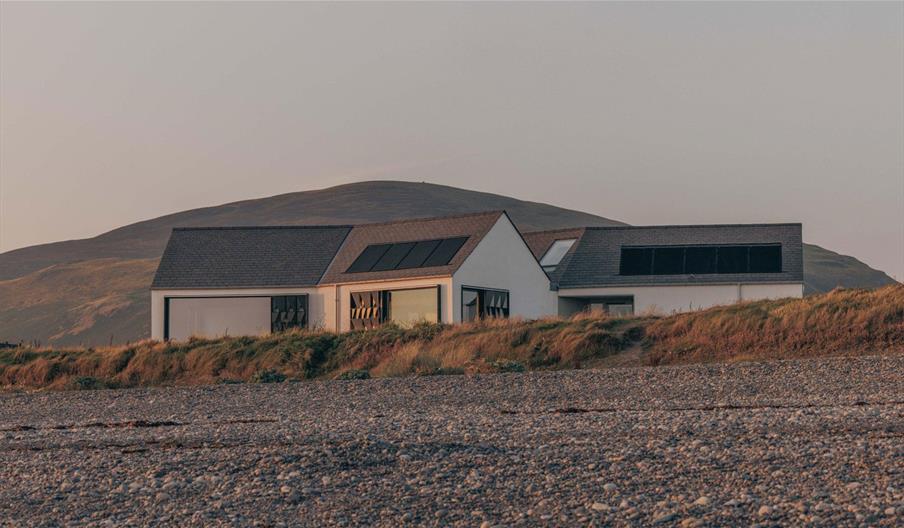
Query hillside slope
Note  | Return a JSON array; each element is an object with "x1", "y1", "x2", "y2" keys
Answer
[{"x1": 0, "y1": 181, "x2": 896, "y2": 346}]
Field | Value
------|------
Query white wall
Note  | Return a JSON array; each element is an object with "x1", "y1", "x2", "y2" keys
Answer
[
  {"x1": 557, "y1": 282, "x2": 803, "y2": 315},
  {"x1": 453, "y1": 215, "x2": 557, "y2": 322},
  {"x1": 151, "y1": 286, "x2": 328, "y2": 340},
  {"x1": 335, "y1": 277, "x2": 453, "y2": 331}
]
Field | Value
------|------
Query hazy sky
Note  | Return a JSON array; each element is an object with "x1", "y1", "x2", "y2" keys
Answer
[{"x1": 1, "y1": 2, "x2": 902, "y2": 279}]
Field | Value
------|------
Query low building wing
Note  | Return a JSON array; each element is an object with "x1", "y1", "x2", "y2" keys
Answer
[{"x1": 555, "y1": 223, "x2": 804, "y2": 288}]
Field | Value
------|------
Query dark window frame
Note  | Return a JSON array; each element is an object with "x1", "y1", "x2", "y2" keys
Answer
[{"x1": 460, "y1": 286, "x2": 511, "y2": 322}]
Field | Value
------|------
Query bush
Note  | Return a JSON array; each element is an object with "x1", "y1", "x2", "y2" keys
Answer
[
  {"x1": 71, "y1": 376, "x2": 107, "y2": 390},
  {"x1": 336, "y1": 369, "x2": 371, "y2": 380},
  {"x1": 491, "y1": 359, "x2": 526, "y2": 373},
  {"x1": 249, "y1": 369, "x2": 286, "y2": 383}
]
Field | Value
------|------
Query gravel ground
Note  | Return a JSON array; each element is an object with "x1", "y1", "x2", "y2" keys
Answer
[{"x1": 1, "y1": 355, "x2": 902, "y2": 527}]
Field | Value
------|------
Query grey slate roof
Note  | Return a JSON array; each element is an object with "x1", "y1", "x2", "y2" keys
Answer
[
  {"x1": 319, "y1": 211, "x2": 504, "y2": 285},
  {"x1": 532, "y1": 223, "x2": 804, "y2": 289},
  {"x1": 487, "y1": 221, "x2": 805, "y2": 288},
  {"x1": 151, "y1": 226, "x2": 352, "y2": 289}
]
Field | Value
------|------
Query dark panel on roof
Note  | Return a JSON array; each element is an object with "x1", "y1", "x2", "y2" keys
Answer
[
  {"x1": 556, "y1": 224, "x2": 803, "y2": 288},
  {"x1": 347, "y1": 244, "x2": 392, "y2": 273},
  {"x1": 397, "y1": 239, "x2": 442, "y2": 269},
  {"x1": 151, "y1": 226, "x2": 351, "y2": 289},
  {"x1": 422, "y1": 237, "x2": 469, "y2": 267},
  {"x1": 320, "y1": 211, "x2": 502, "y2": 284},
  {"x1": 371, "y1": 242, "x2": 417, "y2": 272}
]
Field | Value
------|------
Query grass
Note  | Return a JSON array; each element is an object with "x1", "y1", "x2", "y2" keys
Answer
[{"x1": 1, "y1": 285, "x2": 900, "y2": 390}]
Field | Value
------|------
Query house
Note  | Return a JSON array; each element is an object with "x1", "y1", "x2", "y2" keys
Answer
[
  {"x1": 523, "y1": 223, "x2": 804, "y2": 316},
  {"x1": 150, "y1": 211, "x2": 555, "y2": 340},
  {"x1": 151, "y1": 213, "x2": 804, "y2": 341}
]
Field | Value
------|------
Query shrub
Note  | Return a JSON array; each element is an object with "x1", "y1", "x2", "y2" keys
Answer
[
  {"x1": 336, "y1": 369, "x2": 370, "y2": 380},
  {"x1": 71, "y1": 376, "x2": 107, "y2": 390},
  {"x1": 249, "y1": 369, "x2": 286, "y2": 383},
  {"x1": 491, "y1": 359, "x2": 526, "y2": 373}
]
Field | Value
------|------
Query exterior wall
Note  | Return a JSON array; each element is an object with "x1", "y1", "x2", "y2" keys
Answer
[
  {"x1": 557, "y1": 282, "x2": 803, "y2": 315},
  {"x1": 335, "y1": 277, "x2": 454, "y2": 332},
  {"x1": 151, "y1": 287, "x2": 328, "y2": 341},
  {"x1": 452, "y1": 216, "x2": 557, "y2": 322}
]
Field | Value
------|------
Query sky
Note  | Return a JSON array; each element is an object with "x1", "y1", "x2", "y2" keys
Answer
[{"x1": 1, "y1": 2, "x2": 902, "y2": 279}]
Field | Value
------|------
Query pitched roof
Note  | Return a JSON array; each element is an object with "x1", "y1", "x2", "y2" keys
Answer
[
  {"x1": 522, "y1": 228, "x2": 586, "y2": 284},
  {"x1": 151, "y1": 226, "x2": 352, "y2": 289},
  {"x1": 319, "y1": 211, "x2": 504, "y2": 285},
  {"x1": 554, "y1": 223, "x2": 804, "y2": 288}
]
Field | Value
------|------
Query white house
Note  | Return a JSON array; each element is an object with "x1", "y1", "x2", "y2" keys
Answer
[
  {"x1": 150, "y1": 211, "x2": 555, "y2": 340},
  {"x1": 151, "y1": 212, "x2": 804, "y2": 341}
]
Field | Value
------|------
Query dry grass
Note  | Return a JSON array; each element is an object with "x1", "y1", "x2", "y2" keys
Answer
[
  {"x1": 644, "y1": 284, "x2": 904, "y2": 364},
  {"x1": 1, "y1": 285, "x2": 900, "y2": 390}
]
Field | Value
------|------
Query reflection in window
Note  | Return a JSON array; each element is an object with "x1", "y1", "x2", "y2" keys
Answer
[
  {"x1": 540, "y1": 239, "x2": 577, "y2": 272},
  {"x1": 461, "y1": 287, "x2": 510, "y2": 322},
  {"x1": 271, "y1": 295, "x2": 308, "y2": 333},
  {"x1": 350, "y1": 287, "x2": 440, "y2": 330},
  {"x1": 386, "y1": 288, "x2": 439, "y2": 326}
]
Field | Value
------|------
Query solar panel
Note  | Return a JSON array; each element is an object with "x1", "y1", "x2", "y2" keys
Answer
[
  {"x1": 371, "y1": 242, "x2": 416, "y2": 271},
  {"x1": 652, "y1": 247, "x2": 684, "y2": 274},
  {"x1": 422, "y1": 237, "x2": 469, "y2": 267},
  {"x1": 346, "y1": 236, "x2": 469, "y2": 273},
  {"x1": 397, "y1": 239, "x2": 442, "y2": 269},
  {"x1": 620, "y1": 248, "x2": 654, "y2": 275},
  {"x1": 749, "y1": 245, "x2": 781, "y2": 273},
  {"x1": 346, "y1": 244, "x2": 392, "y2": 273},
  {"x1": 717, "y1": 246, "x2": 748, "y2": 274}
]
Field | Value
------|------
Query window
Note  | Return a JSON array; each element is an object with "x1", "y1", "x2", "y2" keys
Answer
[
  {"x1": 620, "y1": 248, "x2": 654, "y2": 275},
  {"x1": 386, "y1": 288, "x2": 439, "y2": 326},
  {"x1": 271, "y1": 295, "x2": 308, "y2": 333},
  {"x1": 347, "y1": 237, "x2": 469, "y2": 273},
  {"x1": 685, "y1": 247, "x2": 718, "y2": 274},
  {"x1": 619, "y1": 245, "x2": 782, "y2": 276},
  {"x1": 461, "y1": 287, "x2": 510, "y2": 322},
  {"x1": 350, "y1": 286, "x2": 440, "y2": 330},
  {"x1": 540, "y1": 239, "x2": 577, "y2": 271},
  {"x1": 652, "y1": 247, "x2": 684, "y2": 275},
  {"x1": 749, "y1": 245, "x2": 782, "y2": 273}
]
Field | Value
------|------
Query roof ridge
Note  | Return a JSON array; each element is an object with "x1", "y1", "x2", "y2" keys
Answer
[
  {"x1": 522, "y1": 227, "x2": 587, "y2": 235},
  {"x1": 172, "y1": 225, "x2": 354, "y2": 231},
  {"x1": 351, "y1": 210, "x2": 505, "y2": 229},
  {"x1": 584, "y1": 223, "x2": 802, "y2": 230}
]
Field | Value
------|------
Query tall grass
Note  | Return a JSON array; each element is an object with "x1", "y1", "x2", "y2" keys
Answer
[
  {"x1": 0, "y1": 285, "x2": 900, "y2": 390},
  {"x1": 643, "y1": 285, "x2": 904, "y2": 364}
]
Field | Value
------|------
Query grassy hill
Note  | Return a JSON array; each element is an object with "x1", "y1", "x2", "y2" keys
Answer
[
  {"x1": 0, "y1": 181, "x2": 897, "y2": 346},
  {"x1": 2, "y1": 285, "x2": 900, "y2": 390}
]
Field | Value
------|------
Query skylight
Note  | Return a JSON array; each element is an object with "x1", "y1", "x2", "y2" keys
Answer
[{"x1": 540, "y1": 238, "x2": 577, "y2": 271}]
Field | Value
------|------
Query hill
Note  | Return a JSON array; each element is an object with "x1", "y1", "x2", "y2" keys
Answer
[
  {"x1": 1, "y1": 285, "x2": 900, "y2": 390},
  {"x1": 0, "y1": 181, "x2": 897, "y2": 346}
]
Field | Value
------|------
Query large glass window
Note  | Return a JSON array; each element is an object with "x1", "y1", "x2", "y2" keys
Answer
[
  {"x1": 271, "y1": 295, "x2": 308, "y2": 332},
  {"x1": 461, "y1": 287, "x2": 510, "y2": 322},
  {"x1": 620, "y1": 245, "x2": 782, "y2": 276},
  {"x1": 386, "y1": 288, "x2": 439, "y2": 326},
  {"x1": 350, "y1": 286, "x2": 440, "y2": 329}
]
